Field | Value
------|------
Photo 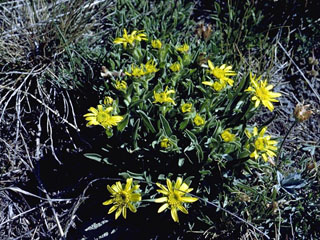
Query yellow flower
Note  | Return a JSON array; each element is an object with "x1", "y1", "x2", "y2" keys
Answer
[
  {"x1": 160, "y1": 138, "x2": 170, "y2": 148},
  {"x1": 102, "y1": 178, "x2": 141, "y2": 219},
  {"x1": 193, "y1": 114, "x2": 205, "y2": 126},
  {"x1": 151, "y1": 39, "x2": 162, "y2": 49},
  {"x1": 125, "y1": 65, "x2": 146, "y2": 77},
  {"x1": 144, "y1": 59, "x2": 159, "y2": 74},
  {"x1": 176, "y1": 43, "x2": 189, "y2": 53},
  {"x1": 181, "y1": 103, "x2": 192, "y2": 113},
  {"x1": 83, "y1": 105, "x2": 123, "y2": 129},
  {"x1": 246, "y1": 127, "x2": 278, "y2": 162},
  {"x1": 202, "y1": 81, "x2": 226, "y2": 91},
  {"x1": 245, "y1": 72, "x2": 282, "y2": 112},
  {"x1": 104, "y1": 96, "x2": 113, "y2": 105},
  {"x1": 114, "y1": 28, "x2": 147, "y2": 48},
  {"x1": 115, "y1": 80, "x2": 128, "y2": 91},
  {"x1": 155, "y1": 177, "x2": 198, "y2": 223},
  {"x1": 221, "y1": 129, "x2": 235, "y2": 142},
  {"x1": 207, "y1": 60, "x2": 236, "y2": 86},
  {"x1": 169, "y1": 62, "x2": 181, "y2": 72},
  {"x1": 153, "y1": 86, "x2": 176, "y2": 105}
]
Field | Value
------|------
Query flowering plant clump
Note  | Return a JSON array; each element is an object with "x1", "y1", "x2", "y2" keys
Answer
[{"x1": 84, "y1": 27, "x2": 282, "y2": 228}]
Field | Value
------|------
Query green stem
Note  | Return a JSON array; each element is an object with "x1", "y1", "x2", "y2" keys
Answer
[{"x1": 276, "y1": 120, "x2": 298, "y2": 167}]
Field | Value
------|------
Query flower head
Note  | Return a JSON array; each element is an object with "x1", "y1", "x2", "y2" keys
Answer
[
  {"x1": 176, "y1": 43, "x2": 189, "y2": 53},
  {"x1": 115, "y1": 80, "x2": 128, "y2": 91},
  {"x1": 83, "y1": 105, "x2": 123, "y2": 129},
  {"x1": 202, "y1": 81, "x2": 226, "y2": 92},
  {"x1": 103, "y1": 178, "x2": 141, "y2": 219},
  {"x1": 181, "y1": 103, "x2": 192, "y2": 113},
  {"x1": 144, "y1": 59, "x2": 159, "y2": 74},
  {"x1": 114, "y1": 28, "x2": 147, "y2": 48},
  {"x1": 245, "y1": 73, "x2": 282, "y2": 112},
  {"x1": 155, "y1": 177, "x2": 198, "y2": 223},
  {"x1": 193, "y1": 114, "x2": 205, "y2": 126},
  {"x1": 151, "y1": 39, "x2": 162, "y2": 49},
  {"x1": 207, "y1": 60, "x2": 236, "y2": 86},
  {"x1": 153, "y1": 86, "x2": 176, "y2": 105},
  {"x1": 125, "y1": 65, "x2": 146, "y2": 77},
  {"x1": 221, "y1": 129, "x2": 235, "y2": 142},
  {"x1": 246, "y1": 127, "x2": 278, "y2": 162},
  {"x1": 126, "y1": 60, "x2": 158, "y2": 77},
  {"x1": 169, "y1": 62, "x2": 181, "y2": 72},
  {"x1": 160, "y1": 138, "x2": 170, "y2": 148},
  {"x1": 104, "y1": 96, "x2": 113, "y2": 105}
]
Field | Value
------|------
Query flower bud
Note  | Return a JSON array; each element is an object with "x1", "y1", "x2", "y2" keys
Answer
[{"x1": 104, "y1": 96, "x2": 113, "y2": 105}]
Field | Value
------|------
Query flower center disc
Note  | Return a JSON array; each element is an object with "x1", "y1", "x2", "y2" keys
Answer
[
  {"x1": 213, "y1": 68, "x2": 225, "y2": 79},
  {"x1": 255, "y1": 138, "x2": 267, "y2": 151},
  {"x1": 168, "y1": 192, "x2": 181, "y2": 206},
  {"x1": 97, "y1": 112, "x2": 109, "y2": 123},
  {"x1": 116, "y1": 191, "x2": 129, "y2": 204},
  {"x1": 256, "y1": 87, "x2": 269, "y2": 100}
]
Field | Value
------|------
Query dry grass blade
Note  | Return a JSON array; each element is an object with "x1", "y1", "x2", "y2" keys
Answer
[
  {"x1": 0, "y1": 0, "x2": 115, "y2": 238},
  {"x1": 277, "y1": 41, "x2": 320, "y2": 103},
  {"x1": 0, "y1": 0, "x2": 113, "y2": 70}
]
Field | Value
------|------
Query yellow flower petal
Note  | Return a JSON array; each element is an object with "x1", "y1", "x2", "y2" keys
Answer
[
  {"x1": 128, "y1": 203, "x2": 137, "y2": 213},
  {"x1": 155, "y1": 197, "x2": 168, "y2": 203},
  {"x1": 174, "y1": 177, "x2": 183, "y2": 190},
  {"x1": 131, "y1": 193, "x2": 142, "y2": 202},
  {"x1": 102, "y1": 199, "x2": 113, "y2": 205},
  {"x1": 122, "y1": 206, "x2": 127, "y2": 219},
  {"x1": 177, "y1": 204, "x2": 189, "y2": 214},
  {"x1": 108, "y1": 205, "x2": 118, "y2": 214},
  {"x1": 157, "y1": 189, "x2": 169, "y2": 195},
  {"x1": 171, "y1": 207, "x2": 179, "y2": 222},
  {"x1": 208, "y1": 60, "x2": 214, "y2": 70},
  {"x1": 158, "y1": 203, "x2": 169, "y2": 213},
  {"x1": 180, "y1": 196, "x2": 198, "y2": 203},
  {"x1": 115, "y1": 208, "x2": 122, "y2": 219}
]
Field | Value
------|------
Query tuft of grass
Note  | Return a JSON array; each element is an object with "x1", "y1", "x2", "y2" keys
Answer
[{"x1": 0, "y1": 0, "x2": 113, "y2": 72}]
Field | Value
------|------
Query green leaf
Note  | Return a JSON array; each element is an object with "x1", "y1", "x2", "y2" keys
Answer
[
  {"x1": 281, "y1": 173, "x2": 308, "y2": 192},
  {"x1": 105, "y1": 128, "x2": 113, "y2": 138},
  {"x1": 185, "y1": 129, "x2": 198, "y2": 143},
  {"x1": 158, "y1": 174, "x2": 166, "y2": 180},
  {"x1": 102, "y1": 158, "x2": 112, "y2": 165},
  {"x1": 84, "y1": 153, "x2": 102, "y2": 162},
  {"x1": 119, "y1": 170, "x2": 145, "y2": 180},
  {"x1": 117, "y1": 114, "x2": 129, "y2": 132},
  {"x1": 160, "y1": 114, "x2": 172, "y2": 136},
  {"x1": 178, "y1": 158, "x2": 184, "y2": 167},
  {"x1": 195, "y1": 144, "x2": 204, "y2": 162},
  {"x1": 179, "y1": 119, "x2": 189, "y2": 131},
  {"x1": 199, "y1": 169, "x2": 211, "y2": 176},
  {"x1": 137, "y1": 110, "x2": 156, "y2": 133},
  {"x1": 133, "y1": 119, "x2": 141, "y2": 149}
]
